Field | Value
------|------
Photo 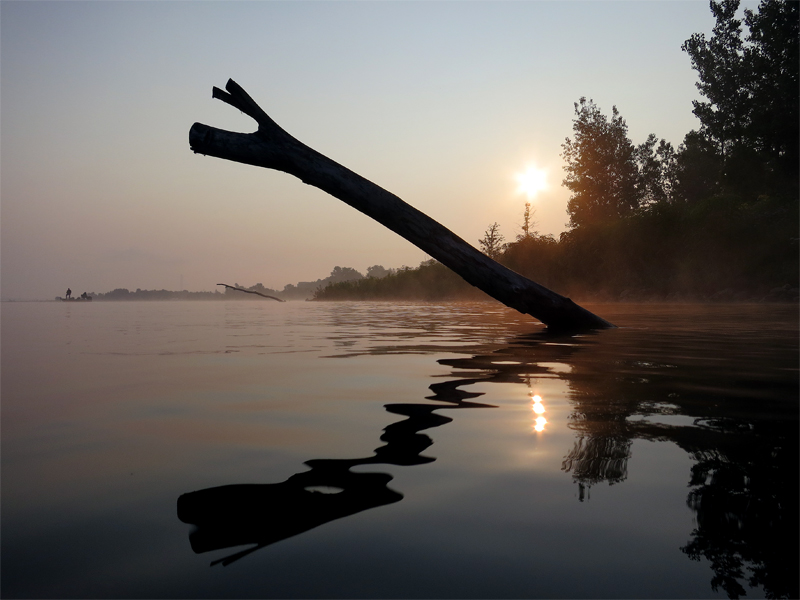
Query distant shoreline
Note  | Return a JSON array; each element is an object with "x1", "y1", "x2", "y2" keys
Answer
[{"x1": 3, "y1": 294, "x2": 797, "y2": 304}]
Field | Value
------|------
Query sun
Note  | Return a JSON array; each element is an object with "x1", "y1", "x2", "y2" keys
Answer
[{"x1": 516, "y1": 165, "x2": 548, "y2": 199}]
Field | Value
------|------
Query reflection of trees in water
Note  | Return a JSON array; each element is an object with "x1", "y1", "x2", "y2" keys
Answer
[
  {"x1": 561, "y1": 435, "x2": 632, "y2": 487},
  {"x1": 605, "y1": 416, "x2": 799, "y2": 600},
  {"x1": 435, "y1": 328, "x2": 798, "y2": 600},
  {"x1": 668, "y1": 423, "x2": 797, "y2": 600}
]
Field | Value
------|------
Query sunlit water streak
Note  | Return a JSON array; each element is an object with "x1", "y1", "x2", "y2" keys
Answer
[{"x1": 1, "y1": 300, "x2": 797, "y2": 598}]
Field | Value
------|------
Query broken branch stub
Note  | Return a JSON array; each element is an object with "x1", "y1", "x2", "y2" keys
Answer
[
  {"x1": 190, "y1": 79, "x2": 613, "y2": 330},
  {"x1": 217, "y1": 283, "x2": 285, "y2": 302}
]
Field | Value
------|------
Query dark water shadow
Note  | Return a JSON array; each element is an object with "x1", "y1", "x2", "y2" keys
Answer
[{"x1": 177, "y1": 390, "x2": 494, "y2": 566}]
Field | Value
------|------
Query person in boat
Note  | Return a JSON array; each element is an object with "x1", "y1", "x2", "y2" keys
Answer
[
  {"x1": 80, "y1": 292, "x2": 88, "y2": 299},
  {"x1": 66, "y1": 288, "x2": 72, "y2": 299}
]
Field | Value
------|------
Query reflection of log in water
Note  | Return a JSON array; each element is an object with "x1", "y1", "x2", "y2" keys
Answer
[
  {"x1": 178, "y1": 396, "x2": 493, "y2": 566},
  {"x1": 179, "y1": 466, "x2": 401, "y2": 566}
]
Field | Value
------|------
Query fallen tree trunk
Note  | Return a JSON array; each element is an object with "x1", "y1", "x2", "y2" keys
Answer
[
  {"x1": 217, "y1": 283, "x2": 285, "y2": 302},
  {"x1": 190, "y1": 79, "x2": 613, "y2": 330}
]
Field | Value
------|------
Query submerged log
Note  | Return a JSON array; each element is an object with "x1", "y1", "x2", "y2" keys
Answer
[{"x1": 190, "y1": 79, "x2": 613, "y2": 330}]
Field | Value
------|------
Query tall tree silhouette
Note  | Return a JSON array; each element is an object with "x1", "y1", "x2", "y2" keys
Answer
[
  {"x1": 682, "y1": 0, "x2": 749, "y2": 159},
  {"x1": 635, "y1": 134, "x2": 677, "y2": 206},
  {"x1": 744, "y1": 0, "x2": 799, "y2": 190},
  {"x1": 561, "y1": 98, "x2": 639, "y2": 227},
  {"x1": 682, "y1": 0, "x2": 799, "y2": 196}
]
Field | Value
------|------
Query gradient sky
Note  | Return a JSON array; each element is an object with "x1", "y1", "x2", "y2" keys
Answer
[{"x1": 1, "y1": 1, "x2": 755, "y2": 300}]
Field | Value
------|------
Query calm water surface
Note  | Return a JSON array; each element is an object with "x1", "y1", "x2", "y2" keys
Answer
[{"x1": 2, "y1": 301, "x2": 797, "y2": 598}]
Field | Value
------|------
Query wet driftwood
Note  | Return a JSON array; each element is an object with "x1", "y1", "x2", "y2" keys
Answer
[
  {"x1": 190, "y1": 79, "x2": 613, "y2": 330},
  {"x1": 217, "y1": 283, "x2": 285, "y2": 302}
]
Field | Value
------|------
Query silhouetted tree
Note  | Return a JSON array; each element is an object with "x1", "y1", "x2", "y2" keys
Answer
[
  {"x1": 517, "y1": 202, "x2": 537, "y2": 240},
  {"x1": 478, "y1": 223, "x2": 506, "y2": 260},
  {"x1": 674, "y1": 130, "x2": 724, "y2": 203},
  {"x1": 682, "y1": 0, "x2": 749, "y2": 160},
  {"x1": 635, "y1": 134, "x2": 678, "y2": 206},
  {"x1": 682, "y1": 0, "x2": 799, "y2": 195},
  {"x1": 502, "y1": 233, "x2": 560, "y2": 290},
  {"x1": 561, "y1": 98, "x2": 640, "y2": 227},
  {"x1": 744, "y1": 0, "x2": 799, "y2": 191}
]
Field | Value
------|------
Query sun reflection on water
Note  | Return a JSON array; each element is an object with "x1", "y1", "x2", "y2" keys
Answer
[{"x1": 529, "y1": 392, "x2": 547, "y2": 432}]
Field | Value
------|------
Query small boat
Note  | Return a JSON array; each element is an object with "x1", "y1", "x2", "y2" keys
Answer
[{"x1": 57, "y1": 296, "x2": 92, "y2": 302}]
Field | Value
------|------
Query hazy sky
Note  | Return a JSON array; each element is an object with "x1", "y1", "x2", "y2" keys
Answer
[{"x1": 1, "y1": 1, "x2": 754, "y2": 300}]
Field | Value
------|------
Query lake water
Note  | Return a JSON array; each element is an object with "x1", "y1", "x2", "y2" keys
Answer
[{"x1": 1, "y1": 300, "x2": 797, "y2": 599}]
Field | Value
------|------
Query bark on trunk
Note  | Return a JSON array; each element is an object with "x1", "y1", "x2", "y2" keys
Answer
[{"x1": 190, "y1": 79, "x2": 613, "y2": 330}]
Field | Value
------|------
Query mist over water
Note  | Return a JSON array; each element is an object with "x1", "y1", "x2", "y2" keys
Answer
[{"x1": 2, "y1": 301, "x2": 797, "y2": 598}]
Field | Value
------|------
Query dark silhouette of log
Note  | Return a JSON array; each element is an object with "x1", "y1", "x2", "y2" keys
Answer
[
  {"x1": 217, "y1": 283, "x2": 285, "y2": 302},
  {"x1": 190, "y1": 79, "x2": 613, "y2": 330}
]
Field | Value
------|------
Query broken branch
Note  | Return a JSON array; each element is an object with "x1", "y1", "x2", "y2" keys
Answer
[{"x1": 217, "y1": 283, "x2": 285, "y2": 302}]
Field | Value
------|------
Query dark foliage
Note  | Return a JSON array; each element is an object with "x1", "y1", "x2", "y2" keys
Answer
[
  {"x1": 561, "y1": 98, "x2": 641, "y2": 227},
  {"x1": 682, "y1": 0, "x2": 799, "y2": 197},
  {"x1": 313, "y1": 260, "x2": 488, "y2": 302}
]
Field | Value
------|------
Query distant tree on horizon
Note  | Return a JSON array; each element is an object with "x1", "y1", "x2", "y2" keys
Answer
[
  {"x1": 327, "y1": 266, "x2": 364, "y2": 284},
  {"x1": 516, "y1": 202, "x2": 538, "y2": 241},
  {"x1": 366, "y1": 265, "x2": 393, "y2": 279},
  {"x1": 478, "y1": 223, "x2": 506, "y2": 260}
]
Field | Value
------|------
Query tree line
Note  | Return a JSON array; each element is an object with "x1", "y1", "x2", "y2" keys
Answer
[
  {"x1": 91, "y1": 265, "x2": 393, "y2": 301},
  {"x1": 316, "y1": 0, "x2": 798, "y2": 303}
]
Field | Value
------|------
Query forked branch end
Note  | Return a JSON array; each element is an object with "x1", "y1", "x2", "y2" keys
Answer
[{"x1": 211, "y1": 79, "x2": 283, "y2": 137}]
